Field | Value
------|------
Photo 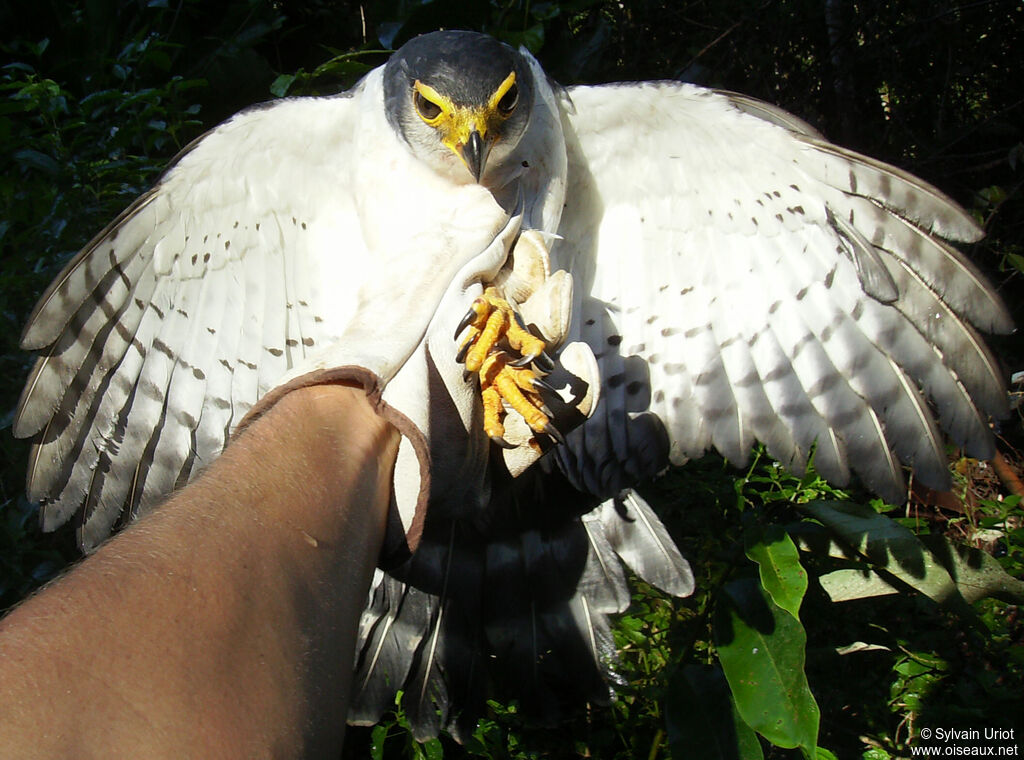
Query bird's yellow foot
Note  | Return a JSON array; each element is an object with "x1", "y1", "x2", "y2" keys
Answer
[
  {"x1": 455, "y1": 287, "x2": 552, "y2": 372},
  {"x1": 479, "y1": 351, "x2": 564, "y2": 448},
  {"x1": 455, "y1": 286, "x2": 560, "y2": 448}
]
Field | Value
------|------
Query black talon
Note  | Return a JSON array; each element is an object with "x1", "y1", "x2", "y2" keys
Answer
[
  {"x1": 542, "y1": 421, "x2": 566, "y2": 446},
  {"x1": 530, "y1": 350, "x2": 555, "y2": 373},
  {"x1": 490, "y1": 435, "x2": 517, "y2": 449},
  {"x1": 531, "y1": 377, "x2": 558, "y2": 396},
  {"x1": 456, "y1": 338, "x2": 472, "y2": 364},
  {"x1": 454, "y1": 307, "x2": 477, "y2": 340},
  {"x1": 509, "y1": 353, "x2": 536, "y2": 368},
  {"x1": 463, "y1": 370, "x2": 474, "y2": 384}
]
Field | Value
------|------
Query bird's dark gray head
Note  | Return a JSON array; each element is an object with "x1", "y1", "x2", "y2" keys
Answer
[{"x1": 383, "y1": 31, "x2": 536, "y2": 182}]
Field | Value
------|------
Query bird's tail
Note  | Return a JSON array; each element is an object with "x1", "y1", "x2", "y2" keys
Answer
[{"x1": 347, "y1": 487, "x2": 693, "y2": 742}]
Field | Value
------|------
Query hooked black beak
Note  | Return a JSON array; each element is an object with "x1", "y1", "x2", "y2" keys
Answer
[{"x1": 461, "y1": 130, "x2": 490, "y2": 182}]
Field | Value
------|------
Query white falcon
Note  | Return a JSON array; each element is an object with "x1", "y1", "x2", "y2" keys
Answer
[{"x1": 14, "y1": 30, "x2": 1011, "y2": 738}]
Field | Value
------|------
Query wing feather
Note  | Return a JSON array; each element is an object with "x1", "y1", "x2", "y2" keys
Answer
[
  {"x1": 16, "y1": 93, "x2": 367, "y2": 540},
  {"x1": 20, "y1": 191, "x2": 162, "y2": 351},
  {"x1": 350, "y1": 576, "x2": 429, "y2": 723},
  {"x1": 805, "y1": 140, "x2": 984, "y2": 244},
  {"x1": 148, "y1": 267, "x2": 229, "y2": 493},
  {"x1": 579, "y1": 515, "x2": 631, "y2": 613},
  {"x1": 256, "y1": 213, "x2": 296, "y2": 397},
  {"x1": 193, "y1": 259, "x2": 246, "y2": 469},
  {"x1": 835, "y1": 193, "x2": 1011, "y2": 332},
  {"x1": 558, "y1": 82, "x2": 1010, "y2": 501},
  {"x1": 599, "y1": 490, "x2": 694, "y2": 597}
]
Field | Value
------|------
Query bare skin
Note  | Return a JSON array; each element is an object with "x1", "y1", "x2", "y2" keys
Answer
[{"x1": 0, "y1": 383, "x2": 399, "y2": 759}]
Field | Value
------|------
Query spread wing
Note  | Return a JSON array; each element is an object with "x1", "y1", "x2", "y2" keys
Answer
[
  {"x1": 554, "y1": 82, "x2": 1012, "y2": 503},
  {"x1": 14, "y1": 91, "x2": 371, "y2": 549}
]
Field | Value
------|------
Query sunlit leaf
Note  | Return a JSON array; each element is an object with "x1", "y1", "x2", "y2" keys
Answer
[
  {"x1": 745, "y1": 525, "x2": 807, "y2": 619},
  {"x1": 919, "y1": 534, "x2": 1024, "y2": 604},
  {"x1": 800, "y1": 502, "x2": 963, "y2": 606},
  {"x1": 818, "y1": 567, "x2": 900, "y2": 602},
  {"x1": 714, "y1": 578, "x2": 819, "y2": 755}
]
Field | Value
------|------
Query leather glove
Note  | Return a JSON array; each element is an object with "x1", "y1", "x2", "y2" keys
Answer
[{"x1": 236, "y1": 207, "x2": 599, "y2": 565}]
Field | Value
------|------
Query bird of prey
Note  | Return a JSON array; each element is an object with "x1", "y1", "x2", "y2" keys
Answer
[{"x1": 14, "y1": 30, "x2": 1011, "y2": 740}]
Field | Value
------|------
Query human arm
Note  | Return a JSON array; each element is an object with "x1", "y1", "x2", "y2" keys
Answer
[{"x1": 0, "y1": 383, "x2": 398, "y2": 758}]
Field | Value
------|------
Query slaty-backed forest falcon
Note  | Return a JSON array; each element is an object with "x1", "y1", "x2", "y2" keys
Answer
[{"x1": 14, "y1": 30, "x2": 1011, "y2": 739}]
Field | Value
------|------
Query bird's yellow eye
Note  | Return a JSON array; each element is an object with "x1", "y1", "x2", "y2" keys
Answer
[
  {"x1": 414, "y1": 89, "x2": 443, "y2": 123},
  {"x1": 496, "y1": 82, "x2": 519, "y2": 116}
]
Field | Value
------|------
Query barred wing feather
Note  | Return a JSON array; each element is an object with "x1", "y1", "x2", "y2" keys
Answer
[
  {"x1": 555, "y1": 82, "x2": 1010, "y2": 504},
  {"x1": 15, "y1": 93, "x2": 367, "y2": 549}
]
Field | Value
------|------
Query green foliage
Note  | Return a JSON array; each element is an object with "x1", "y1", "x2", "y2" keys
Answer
[
  {"x1": 0, "y1": 9, "x2": 212, "y2": 610},
  {"x1": 3, "y1": 1, "x2": 1024, "y2": 758},
  {"x1": 667, "y1": 665, "x2": 764, "y2": 760},
  {"x1": 745, "y1": 525, "x2": 808, "y2": 620},
  {"x1": 714, "y1": 578, "x2": 820, "y2": 755}
]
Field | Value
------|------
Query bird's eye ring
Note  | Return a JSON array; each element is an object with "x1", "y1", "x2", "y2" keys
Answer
[
  {"x1": 415, "y1": 91, "x2": 443, "y2": 122},
  {"x1": 496, "y1": 83, "x2": 519, "y2": 116}
]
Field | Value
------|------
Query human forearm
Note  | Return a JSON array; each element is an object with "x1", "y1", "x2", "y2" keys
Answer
[{"x1": 0, "y1": 384, "x2": 398, "y2": 758}]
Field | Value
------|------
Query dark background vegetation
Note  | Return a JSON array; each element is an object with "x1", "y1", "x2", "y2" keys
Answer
[{"x1": 2, "y1": 1, "x2": 1022, "y2": 757}]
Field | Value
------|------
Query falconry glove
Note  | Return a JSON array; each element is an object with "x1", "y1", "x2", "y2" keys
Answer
[{"x1": 235, "y1": 208, "x2": 600, "y2": 564}]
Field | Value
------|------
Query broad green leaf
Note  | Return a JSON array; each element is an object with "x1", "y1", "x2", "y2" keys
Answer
[
  {"x1": 270, "y1": 74, "x2": 296, "y2": 97},
  {"x1": 13, "y1": 148, "x2": 59, "y2": 175},
  {"x1": 421, "y1": 737, "x2": 444, "y2": 760},
  {"x1": 666, "y1": 664, "x2": 764, "y2": 760},
  {"x1": 714, "y1": 578, "x2": 819, "y2": 756},
  {"x1": 790, "y1": 522, "x2": 861, "y2": 560},
  {"x1": 919, "y1": 534, "x2": 1024, "y2": 604},
  {"x1": 818, "y1": 568, "x2": 900, "y2": 602},
  {"x1": 800, "y1": 502, "x2": 963, "y2": 606},
  {"x1": 745, "y1": 526, "x2": 808, "y2": 619}
]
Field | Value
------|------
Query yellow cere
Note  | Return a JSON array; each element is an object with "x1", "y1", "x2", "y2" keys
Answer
[{"x1": 413, "y1": 72, "x2": 518, "y2": 164}]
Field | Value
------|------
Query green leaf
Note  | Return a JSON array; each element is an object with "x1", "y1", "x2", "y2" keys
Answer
[
  {"x1": 1004, "y1": 252, "x2": 1024, "y2": 275},
  {"x1": 714, "y1": 578, "x2": 820, "y2": 755},
  {"x1": 370, "y1": 723, "x2": 388, "y2": 760},
  {"x1": 310, "y1": 54, "x2": 377, "y2": 83},
  {"x1": 666, "y1": 664, "x2": 764, "y2": 759},
  {"x1": 818, "y1": 568, "x2": 901, "y2": 602},
  {"x1": 919, "y1": 534, "x2": 1024, "y2": 604},
  {"x1": 421, "y1": 737, "x2": 444, "y2": 760},
  {"x1": 745, "y1": 525, "x2": 808, "y2": 619},
  {"x1": 862, "y1": 749, "x2": 893, "y2": 760},
  {"x1": 13, "y1": 148, "x2": 60, "y2": 175},
  {"x1": 269, "y1": 74, "x2": 296, "y2": 98},
  {"x1": 800, "y1": 502, "x2": 964, "y2": 606}
]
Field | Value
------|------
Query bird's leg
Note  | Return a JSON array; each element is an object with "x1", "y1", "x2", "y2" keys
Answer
[
  {"x1": 455, "y1": 287, "x2": 558, "y2": 447},
  {"x1": 476, "y1": 350, "x2": 564, "y2": 447},
  {"x1": 456, "y1": 230, "x2": 571, "y2": 448},
  {"x1": 456, "y1": 287, "x2": 551, "y2": 373}
]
